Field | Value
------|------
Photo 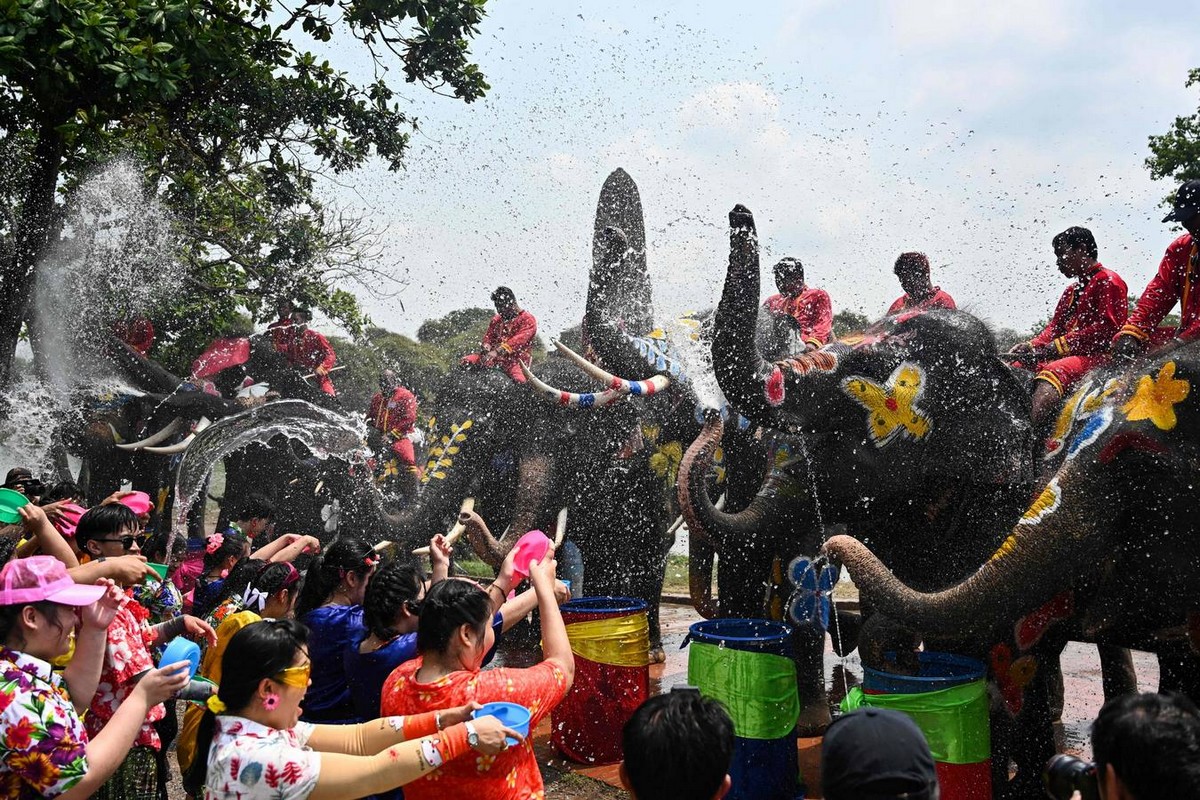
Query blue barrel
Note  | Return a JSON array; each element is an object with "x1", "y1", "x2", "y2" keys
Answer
[
  {"x1": 863, "y1": 651, "x2": 984, "y2": 694},
  {"x1": 686, "y1": 619, "x2": 804, "y2": 800}
]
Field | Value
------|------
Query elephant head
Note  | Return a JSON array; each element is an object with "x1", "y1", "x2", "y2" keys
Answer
[{"x1": 824, "y1": 350, "x2": 1200, "y2": 644}]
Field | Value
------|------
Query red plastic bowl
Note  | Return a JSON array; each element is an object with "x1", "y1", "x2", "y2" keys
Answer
[{"x1": 119, "y1": 491, "x2": 153, "y2": 517}]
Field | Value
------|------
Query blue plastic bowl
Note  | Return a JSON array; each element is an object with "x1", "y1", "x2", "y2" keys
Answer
[
  {"x1": 473, "y1": 701, "x2": 531, "y2": 746},
  {"x1": 159, "y1": 637, "x2": 200, "y2": 680}
]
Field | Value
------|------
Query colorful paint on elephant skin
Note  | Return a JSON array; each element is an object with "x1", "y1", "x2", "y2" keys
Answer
[
  {"x1": 991, "y1": 642, "x2": 1038, "y2": 715},
  {"x1": 842, "y1": 363, "x2": 931, "y2": 447},
  {"x1": 1121, "y1": 360, "x2": 1190, "y2": 431},
  {"x1": 1063, "y1": 406, "x2": 1115, "y2": 461},
  {"x1": 1044, "y1": 378, "x2": 1118, "y2": 457},
  {"x1": 1014, "y1": 591, "x2": 1074, "y2": 651},
  {"x1": 989, "y1": 478, "x2": 1062, "y2": 563},
  {"x1": 421, "y1": 418, "x2": 473, "y2": 482}
]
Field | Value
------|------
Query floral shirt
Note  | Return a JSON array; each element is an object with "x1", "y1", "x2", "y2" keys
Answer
[
  {"x1": 380, "y1": 657, "x2": 570, "y2": 800},
  {"x1": 204, "y1": 716, "x2": 320, "y2": 800},
  {"x1": 0, "y1": 647, "x2": 90, "y2": 800},
  {"x1": 86, "y1": 603, "x2": 164, "y2": 749},
  {"x1": 132, "y1": 578, "x2": 184, "y2": 660}
]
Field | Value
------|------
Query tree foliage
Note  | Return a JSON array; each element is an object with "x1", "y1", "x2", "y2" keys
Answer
[
  {"x1": 0, "y1": 0, "x2": 490, "y2": 385},
  {"x1": 1147, "y1": 68, "x2": 1200, "y2": 189},
  {"x1": 832, "y1": 308, "x2": 871, "y2": 337}
]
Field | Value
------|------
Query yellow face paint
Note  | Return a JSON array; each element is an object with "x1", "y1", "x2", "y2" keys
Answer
[
  {"x1": 842, "y1": 363, "x2": 931, "y2": 447},
  {"x1": 1121, "y1": 361, "x2": 1190, "y2": 431}
]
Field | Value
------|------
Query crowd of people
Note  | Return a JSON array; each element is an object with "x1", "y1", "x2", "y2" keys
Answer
[{"x1": 5, "y1": 180, "x2": 1200, "y2": 800}]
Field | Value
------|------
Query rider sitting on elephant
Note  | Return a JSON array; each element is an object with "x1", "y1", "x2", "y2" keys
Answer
[
  {"x1": 1006, "y1": 226, "x2": 1127, "y2": 428},
  {"x1": 368, "y1": 368, "x2": 421, "y2": 498},
  {"x1": 267, "y1": 297, "x2": 294, "y2": 352},
  {"x1": 461, "y1": 286, "x2": 538, "y2": 383},
  {"x1": 762, "y1": 257, "x2": 832, "y2": 350},
  {"x1": 886, "y1": 252, "x2": 956, "y2": 316},
  {"x1": 275, "y1": 307, "x2": 338, "y2": 395},
  {"x1": 1114, "y1": 179, "x2": 1200, "y2": 360}
]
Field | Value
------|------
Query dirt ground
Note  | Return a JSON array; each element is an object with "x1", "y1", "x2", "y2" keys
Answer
[{"x1": 165, "y1": 598, "x2": 1157, "y2": 799}]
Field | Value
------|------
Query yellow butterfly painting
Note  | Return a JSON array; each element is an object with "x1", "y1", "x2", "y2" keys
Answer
[{"x1": 842, "y1": 363, "x2": 931, "y2": 446}]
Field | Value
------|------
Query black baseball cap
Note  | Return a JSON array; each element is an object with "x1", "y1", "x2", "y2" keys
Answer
[
  {"x1": 1162, "y1": 179, "x2": 1200, "y2": 223},
  {"x1": 3, "y1": 467, "x2": 33, "y2": 488},
  {"x1": 822, "y1": 708, "x2": 938, "y2": 800}
]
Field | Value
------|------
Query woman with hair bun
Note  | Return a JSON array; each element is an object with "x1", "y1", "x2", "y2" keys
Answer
[
  {"x1": 294, "y1": 536, "x2": 378, "y2": 723},
  {"x1": 187, "y1": 619, "x2": 516, "y2": 800}
]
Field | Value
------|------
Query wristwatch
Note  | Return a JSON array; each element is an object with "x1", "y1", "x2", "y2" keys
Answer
[{"x1": 465, "y1": 720, "x2": 479, "y2": 748}]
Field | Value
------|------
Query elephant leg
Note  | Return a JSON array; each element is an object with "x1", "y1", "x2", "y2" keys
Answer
[
  {"x1": 793, "y1": 623, "x2": 831, "y2": 735},
  {"x1": 1003, "y1": 647, "x2": 1060, "y2": 799},
  {"x1": 1098, "y1": 644, "x2": 1137, "y2": 700},
  {"x1": 1045, "y1": 655, "x2": 1065, "y2": 722}
]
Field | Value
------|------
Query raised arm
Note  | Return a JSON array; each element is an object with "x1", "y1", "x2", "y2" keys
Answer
[{"x1": 529, "y1": 557, "x2": 574, "y2": 684}]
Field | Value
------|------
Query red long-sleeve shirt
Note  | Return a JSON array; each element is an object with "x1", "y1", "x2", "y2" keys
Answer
[
  {"x1": 1122, "y1": 233, "x2": 1200, "y2": 342},
  {"x1": 763, "y1": 287, "x2": 833, "y2": 348},
  {"x1": 887, "y1": 288, "x2": 957, "y2": 315},
  {"x1": 113, "y1": 318, "x2": 155, "y2": 355},
  {"x1": 281, "y1": 328, "x2": 337, "y2": 394},
  {"x1": 369, "y1": 386, "x2": 417, "y2": 438},
  {"x1": 267, "y1": 316, "x2": 292, "y2": 353},
  {"x1": 480, "y1": 309, "x2": 538, "y2": 368},
  {"x1": 1031, "y1": 263, "x2": 1127, "y2": 357}
]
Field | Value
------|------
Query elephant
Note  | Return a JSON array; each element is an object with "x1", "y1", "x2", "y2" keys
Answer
[
  {"x1": 823, "y1": 343, "x2": 1200, "y2": 797},
  {"x1": 676, "y1": 204, "x2": 1041, "y2": 731}
]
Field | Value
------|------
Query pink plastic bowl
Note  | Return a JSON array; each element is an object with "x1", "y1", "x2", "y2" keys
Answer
[
  {"x1": 53, "y1": 503, "x2": 87, "y2": 538},
  {"x1": 510, "y1": 530, "x2": 552, "y2": 582},
  {"x1": 119, "y1": 491, "x2": 153, "y2": 517}
]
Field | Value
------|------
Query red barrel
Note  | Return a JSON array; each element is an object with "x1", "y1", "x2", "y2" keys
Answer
[{"x1": 551, "y1": 597, "x2": 649, "y2": 764}]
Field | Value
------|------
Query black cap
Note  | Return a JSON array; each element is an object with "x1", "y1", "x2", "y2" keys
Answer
[
  {"x1": 821, "y1": 708, "x2": 938, "y2": 800},
  {"x1": 3, "y1": 467, "x2": 32, "y2": 488},
  {"x1": 773, "y1": 257, "x2": 804, "y2": 278},
  {"x1": 1162, "y1": 179, "x2": 1200, "y2": 223}
]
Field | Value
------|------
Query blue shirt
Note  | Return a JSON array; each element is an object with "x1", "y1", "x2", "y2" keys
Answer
[
  {"x1": 344, "y1": 632, "x2": 419, "y2": 721},
  {"x1": 300, "y1": 604, "x2": 364, "y2": 724}
]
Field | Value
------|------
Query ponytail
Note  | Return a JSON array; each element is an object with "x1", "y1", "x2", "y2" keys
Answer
[{"x1": 294, "y1": 536, "x2": 375, "y2": 617}]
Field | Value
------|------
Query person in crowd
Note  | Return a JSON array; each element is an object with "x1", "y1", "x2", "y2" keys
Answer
[
  {"x1": 178, "y1": 560, "x2": 302, "y2": 776},
  {"x1": 620, "y1": 688, "x2": 734, "y2": 800},
  {"x1": 380, "y1": 556, "x2": 574, "y2": 799},
  {"x1": 11, "y1": 503, "x2": 78, "y2": 569},
  {"x1": 113, "y1": 317, "x2": 155, "y2": 356},
  {"x1": 1007, "y1": 227, "x2": 1128, "y2": 428},
  {"x1": 887, "y1": 252, "x2": 956, "y2": 315},
  {"x1": 295, "y1": 536, "x2": 378, "y2": 723},
  {"x1": 0, "y1": 555, "x2": 191, "y2": 800},
  {"x1": 268, "y1": 298, "x2": 295, "y2": 353},
  {"x1": 460, "y1": 286, "x2": 538, "y2": 383},
  {"x1": 277, "y1": 307, "x2": 337, "y2": 395},
  {"x1": 762, "y1": 257, "x2": 833, "y2": 350},
  {"x1": 2, "y1": 468, "x2": 44, "y2": 502},
  {"x1": 1090, "y1": 691, "x2": 1200, "y2": 800},
  {"x1": 821, "y1": 707, "x2": 938, "y2": 800},
  {"x1": 368, "y1": 368, "x2": 421, "y2": 497},
  {"x1": 226, "y1": 494, "x2": 276, "y2": 544},
  {"x1": 186, "y1": 619, "x2": 516, "y2": 799},
  {"x1": 75, "y1": 504, "x2": 217, "y2": 800},
  {"x1": 192, "y1": 530, "x2": 251, "y2": 618},
  {"x1": 1114, "y1": 179, "x2": 1200, "y2": 359}
]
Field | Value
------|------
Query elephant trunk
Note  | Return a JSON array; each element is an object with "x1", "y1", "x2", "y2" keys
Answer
[
  {"x1": 678, "y1": 413, "x2": 778, "y2": 552},
  {"x1": 713, "y1": 206, "x2": 775, "y2": 424},
  {"x1": 825, "y1": 469, "x2": 1105, "y2": 637},
  {"x1": 466, "y1": 452, "x2": 554, "y2": 567}
]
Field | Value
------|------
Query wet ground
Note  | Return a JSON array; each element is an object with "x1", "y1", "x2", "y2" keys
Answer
[{"x1": 166, "y1": 598, "x2": 1159, "y2": 800}]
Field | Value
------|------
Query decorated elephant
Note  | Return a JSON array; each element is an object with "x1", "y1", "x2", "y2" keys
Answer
[
  {"x1": 676, "y1": 204, "x2": 1041, "y2": 731},
  {"x1": 824, "y1": 343, "x2": 1200, "y2": 796}
]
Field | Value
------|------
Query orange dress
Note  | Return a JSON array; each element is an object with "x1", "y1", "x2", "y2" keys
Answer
[{"x1": 380, "y1": 656, "x2": 569, "y2": 800}]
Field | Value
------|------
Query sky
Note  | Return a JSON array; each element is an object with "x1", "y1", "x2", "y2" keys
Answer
[{"x1": 305, "y1": 0, "x2": 1200, "y2": 344}]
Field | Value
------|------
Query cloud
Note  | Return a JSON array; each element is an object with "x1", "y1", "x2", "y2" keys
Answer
[{"x1": 884, "y1": 0, "x2": 1082, "y2": 50}]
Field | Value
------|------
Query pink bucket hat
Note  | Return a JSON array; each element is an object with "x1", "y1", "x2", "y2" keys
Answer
[{"x1": 0, "y1": 556, "x2": 106, "y2": 606}]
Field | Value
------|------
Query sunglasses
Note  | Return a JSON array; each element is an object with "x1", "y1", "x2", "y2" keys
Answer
[
  {"x1": 273, "y1": 663, "x2": 311, "y2": 689},
  {"x1": 95, "y1": 534, "x2": 146, "y2": 550}
]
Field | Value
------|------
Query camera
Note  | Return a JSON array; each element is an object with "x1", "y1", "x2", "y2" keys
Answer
[{"x1": 1043, "y1": 754, "x2": 1098, "y2": 800}]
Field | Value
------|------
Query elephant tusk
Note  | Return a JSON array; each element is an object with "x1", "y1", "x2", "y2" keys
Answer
[
  {"x1": 108, "y1": 424, "x2": 126, "y2": 445},
  {"x1": 115, "y1": 417, "x2": 185, "y2": 451},
  {"x1": 553, "y1": 507, "x2": 568, "y2": 548},
  {"x1": 140, "y1": 416, "x2": 211, "y2": 455},
  {"x1": 521, "y1": 364, "x2": 627, "y2": 408},
  {"x1": 413, "y1": 497, "x2": 476, "y2": 555},
  {"x1": 551, "y1": 338, "x2": 670, "y2": 396}
]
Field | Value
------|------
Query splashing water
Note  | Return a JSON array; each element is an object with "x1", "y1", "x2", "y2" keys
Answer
[
  {"x1": 660, "y1": 315, "x2": 726, "y2": 411},
  {"x1": 168, "y1": 400, "x2": 371, "y2": 549}
]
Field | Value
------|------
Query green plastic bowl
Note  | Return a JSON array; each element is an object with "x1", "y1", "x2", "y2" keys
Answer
[
  {"x1": 145, "y1": 562, "x2": 169, "y2": 582},
  {"x1": 0, "y1": 488, "x2": 29, "y2": 525}
]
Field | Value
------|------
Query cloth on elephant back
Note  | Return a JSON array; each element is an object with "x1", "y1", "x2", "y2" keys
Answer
[
  {"x1": 763, "y1": 286, "x2": 832, "y2": 349},
  {"x1": 380, "y1": 656, "x2": 569, "y2": 800},
  {"x1": 191, "y1": 337, "x2": 251, "y2": 379}
]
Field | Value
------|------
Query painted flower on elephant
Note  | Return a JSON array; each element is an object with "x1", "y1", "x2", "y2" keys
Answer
[
  {"x1": 422, "y1": 419, "x2": 473, "y2": 483},
  {"x1": 649, "y1": 441, "x2": 683, "y2": 486},
  {"x1": 1121, "y1": 361, "x2": 1190, "y2": 431},
  {"x1": 991, "y1": 642, "x2": 1038, "y2": 716},
  {"x1": 842, "y1": 363, "x2": 931, "y2": 447},
  {"x1": 1046, "y1": 379, "x2": 1118, "y2": 457}
]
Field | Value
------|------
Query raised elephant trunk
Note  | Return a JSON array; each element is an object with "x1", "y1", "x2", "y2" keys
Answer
[
  {"x1": 713, "y1": 205, "x2": 776, "y2": 425},
  {"x1": 825, "y1": 467, "x2": 1107, "y2": 637}
]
